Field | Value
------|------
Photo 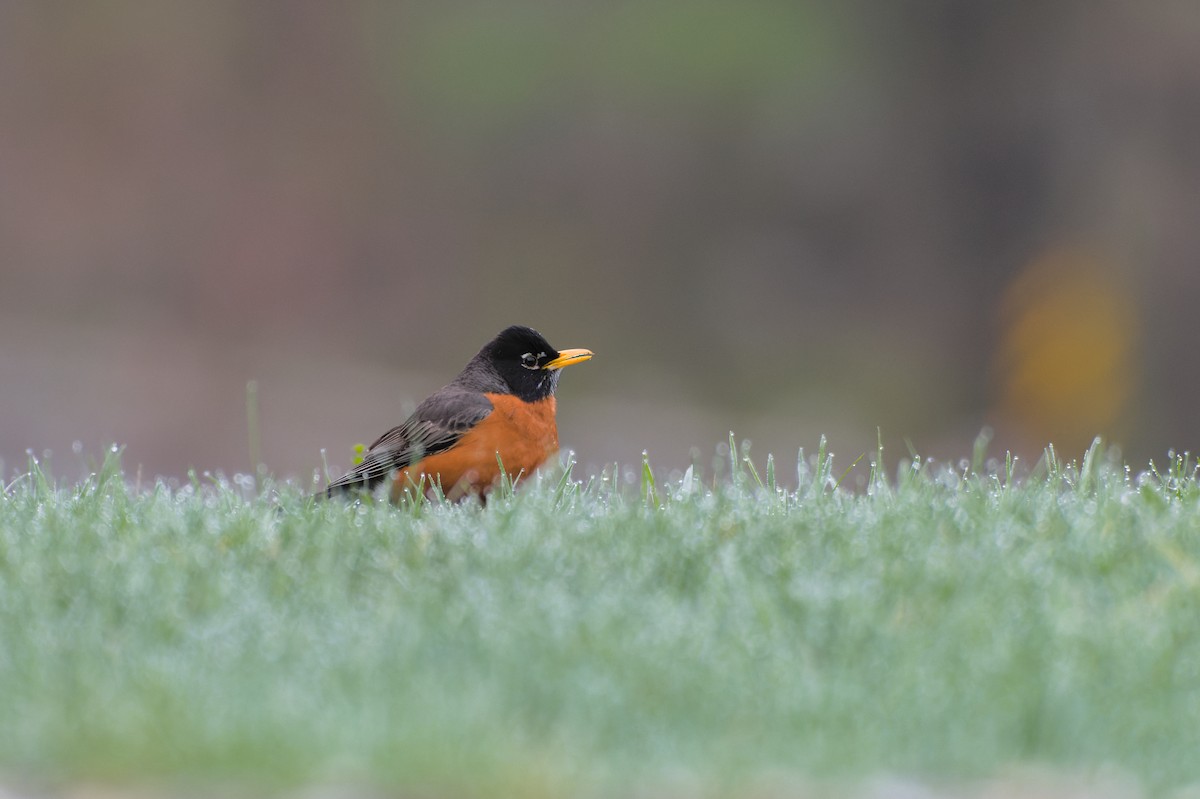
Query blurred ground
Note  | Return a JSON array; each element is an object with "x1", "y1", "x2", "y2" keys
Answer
[
  {"x1": 0, "y1": 771, "x2": 1155, "y2": 799},
  {"x1": 2, "y1": 2, "x2": 1199, "y2": 481}
]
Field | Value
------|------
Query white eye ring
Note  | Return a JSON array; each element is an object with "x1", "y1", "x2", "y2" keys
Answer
[{"x1": 520, "y1": 352, "x2": 542, "y2": 370}]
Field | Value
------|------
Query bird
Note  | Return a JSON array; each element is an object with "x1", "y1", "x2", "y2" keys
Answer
[{"x1": 323, "y1": 325, "x2": 593, "y2": 501}]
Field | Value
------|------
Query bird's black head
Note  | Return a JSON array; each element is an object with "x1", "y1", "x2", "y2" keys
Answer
[{"x1": 456, "y1": 325, "x2": 593, "y2": 402}]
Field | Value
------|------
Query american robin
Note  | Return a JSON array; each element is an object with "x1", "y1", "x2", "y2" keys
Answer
[{"x1": 323, "y1": 325, "x2": 593, "y2": 501}]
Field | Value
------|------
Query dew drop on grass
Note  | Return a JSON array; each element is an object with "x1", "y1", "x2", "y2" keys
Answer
[{"x1": 234, "y1": 473, "x2": 256, "y2": 495}]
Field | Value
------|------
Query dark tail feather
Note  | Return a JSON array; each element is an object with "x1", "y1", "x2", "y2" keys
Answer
[{"x1": 317, "y1": 471, "x2": 382, "y2": 500}]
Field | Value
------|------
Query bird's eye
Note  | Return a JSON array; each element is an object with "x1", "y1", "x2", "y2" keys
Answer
[{"x1": 520, "y1": 352, "x2": 541, "y2": 370}]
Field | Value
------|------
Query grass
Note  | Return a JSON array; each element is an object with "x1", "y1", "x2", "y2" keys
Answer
[{"x1": 2, "y1": 438, "x2": 1200, "y2": 796}]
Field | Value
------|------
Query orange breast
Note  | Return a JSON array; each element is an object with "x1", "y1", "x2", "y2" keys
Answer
[{"x1": 391, "y1": 394, "x2": 558, "y2": 501}]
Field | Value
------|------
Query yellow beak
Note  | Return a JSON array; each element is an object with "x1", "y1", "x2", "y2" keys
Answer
[{"x1": 544, "y1": 348, "x2": 594, "y2": 370}]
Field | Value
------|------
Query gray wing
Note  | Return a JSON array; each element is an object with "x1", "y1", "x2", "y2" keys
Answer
[{"x1": 323, "y1": 389, "x2": 494, "y2": 497}]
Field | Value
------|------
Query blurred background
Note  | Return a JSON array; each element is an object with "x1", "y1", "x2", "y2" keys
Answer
[{"x1": 1, "y1": 1, "x2": 1198, "y2": 485}]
